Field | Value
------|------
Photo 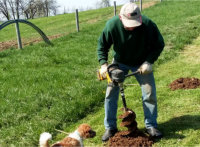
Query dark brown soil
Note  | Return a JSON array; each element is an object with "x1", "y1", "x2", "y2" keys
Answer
[
  {"x1": 109, "y1": 130, "x2": 153, "y2": 147},
  {"x1": 169, "y1": 77, "x2": 200, "y2": 90},
  {"x1": 109, "y1": 108, "x2": 153, "y2": 147}
]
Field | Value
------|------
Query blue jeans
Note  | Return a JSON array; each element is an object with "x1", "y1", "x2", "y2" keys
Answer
[{"x1": 104, "y1": 62, "x2": 158, "y2": 130}]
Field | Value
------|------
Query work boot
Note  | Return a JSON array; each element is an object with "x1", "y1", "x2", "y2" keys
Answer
[
  {"x1": 146, "y1": 127, "x2": 163, "y2": 139},
  {"x1": 102, "y1": 129, "x2": 118, "y2": 142}
]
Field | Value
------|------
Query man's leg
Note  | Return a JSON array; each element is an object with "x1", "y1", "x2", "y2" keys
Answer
[
  {"x1": 104, "y1": 61, "x2": 129, "y2": 129},
  {"x1": 104, "y1": 84, "x2": 120, "y2": 130},
  {"x1": 134, "y1": 72, "x2": 162, "y2": 138},
  {"x1": 102, "y1": 84, "x2": 119, "y2": 141},
  {"x1": 135, "y1": 72, "x2": 157, "y2": 128},
  {"x1": 102, "y1": 62, "x2": 129, "y2": 141}
]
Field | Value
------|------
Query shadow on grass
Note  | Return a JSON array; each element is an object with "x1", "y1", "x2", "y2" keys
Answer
[{"x1": 159, "y1": 115, "x2": 200, "y2": 139}]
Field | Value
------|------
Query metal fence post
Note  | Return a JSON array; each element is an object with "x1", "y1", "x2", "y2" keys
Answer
[
  {"x1": 15, "y1": 20, "x2": 22, "y2": 49},
  {"x1": 140, "y1": 0, "x2": 142, "y2": 11},
  {"x1": 75, "y1": 9, "x2": 79, "y2": 32},
  {"x1": 114, "y1": 1, "x2": 116, "y2": 16}
]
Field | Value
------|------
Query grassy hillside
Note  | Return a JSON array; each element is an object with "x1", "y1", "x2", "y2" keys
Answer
[
  {"x1": 74, "y1": 36, "x2": 200, "y2": 147},
  {"x1": 0, "y1": 0, "x2": 155, "y2": 45},
  {"x1": 0, "y1": 0, "x2": 200, "y2": 146},
  {"x1": 0, "y1": 6, "x2": 116, "y2": 43}
]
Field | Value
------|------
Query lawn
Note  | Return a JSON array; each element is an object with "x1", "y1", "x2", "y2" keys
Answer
[
  {"x1": 0, "y1": 0, "x2": 200, "y2": 146},
  {"x1": 68, "y1": 30, "x2": 200, "y2": 147}
]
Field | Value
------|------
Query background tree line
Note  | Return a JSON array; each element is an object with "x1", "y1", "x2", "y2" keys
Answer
[
  {"x1": 0, "y1": 0, "x2": 111, "y2": 21},
  {"x1": 0, "y1": 0, "x2": 59, "y2": 20}
]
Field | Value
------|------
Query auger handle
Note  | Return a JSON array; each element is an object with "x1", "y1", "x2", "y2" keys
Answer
[{"x1": 125, "y1": 70, "x2": 140, "y2": 78}]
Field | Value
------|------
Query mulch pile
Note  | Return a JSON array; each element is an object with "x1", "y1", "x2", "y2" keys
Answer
[
  {"x1": 109, "y1": 109, "x2": 153, "y2": 147},
  {"x1": 169, "y1": 77, "x2": 200, "y2": 90}
]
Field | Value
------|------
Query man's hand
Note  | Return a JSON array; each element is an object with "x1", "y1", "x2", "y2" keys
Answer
[
  {"x1": 100, "y1": 63, "x2": 108, "y2": 79},
  {"x1": 138, "y1": 61, "x2": 152, "y2": 75}
]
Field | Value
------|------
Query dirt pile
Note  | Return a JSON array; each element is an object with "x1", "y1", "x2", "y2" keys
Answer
[
  {"x1": 109, "y1": 130, "x2": 153, "y2": 147},
  {"x1": 109, "y1": 109, "x2": 153, "y2": 147},
  {"x1": 169, "y1": 77, "x2": 200, "y2": 90}
]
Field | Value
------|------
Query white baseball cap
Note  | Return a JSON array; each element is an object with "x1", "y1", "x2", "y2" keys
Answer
[{"x1": 120, "y1": 3, "x2": 142, "y2": 27}]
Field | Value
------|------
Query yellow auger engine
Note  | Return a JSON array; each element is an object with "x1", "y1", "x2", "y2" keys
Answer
[{"x1": 97, "y1": 63, "x2": 139, "y2": 111}]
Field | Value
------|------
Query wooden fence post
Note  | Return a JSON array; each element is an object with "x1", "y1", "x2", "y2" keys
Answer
[
  {"x1": 15, "y1": 20, "x2": 22, "y2": 49},
  {"x1": 114, "y1": 1, "x2": 116, "y2": 16},
  {"x1": 75, "y1": 9, "x2": 79, "y2": 32},
  {"x1": 140, "y1": 0, "x2": 142, "y2": 11}
]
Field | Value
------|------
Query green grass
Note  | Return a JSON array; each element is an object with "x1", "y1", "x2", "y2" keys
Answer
[
  {"x1": 0, "y1": 6, "x2": 116, "y2": 43},
  {"x1": 142, "y1": 1, "x2": 200, "y2": 66},
  {"x1": 0, "y1": 0, "x2": 200, "y2": 146},
  {"x1": 69, "y1": 32, "x2": 200, "y2": 147},
  {"x1": 0, "y1": 30, "x2": 106, "y2": 146}
]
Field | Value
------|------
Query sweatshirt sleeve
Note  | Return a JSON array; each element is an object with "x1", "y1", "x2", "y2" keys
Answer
[
  {"x1": 145, "y1": 21, "x2": 165, "y2": 64},
  {"x1": 97, "y1": 23, "x2": 113, "y2": 65}
]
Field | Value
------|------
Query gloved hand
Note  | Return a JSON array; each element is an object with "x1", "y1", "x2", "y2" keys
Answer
[
  {"x1": 100, "y1": 63, "x2": 108, "y2": 79},
  {"x1": 138, "y1": 61, "x2": 152, "y2": 75}
]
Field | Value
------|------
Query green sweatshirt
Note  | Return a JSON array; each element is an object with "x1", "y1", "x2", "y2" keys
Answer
[{"x1": 97, "y1": 15, "x2": 165, "y2": 66}]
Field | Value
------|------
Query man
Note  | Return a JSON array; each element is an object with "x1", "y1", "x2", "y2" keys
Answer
[{"x1": 97, "y1": 3, "x2": 165, "y2": 142}]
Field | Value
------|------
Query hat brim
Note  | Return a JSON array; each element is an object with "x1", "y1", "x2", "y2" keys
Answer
[{"x1": 121, "y1": 15, "x2": 142, "y2": 27}]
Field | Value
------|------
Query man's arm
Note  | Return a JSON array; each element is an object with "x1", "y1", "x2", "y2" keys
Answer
[
  {"x1": 145, "y1": 22, "x2": 165, "y2": 64},
  {"x1": 97, "y1": 25, "x2": 113, "y2": 65},
  {"x1": 138, "y1": 20, "x2": 164, "y2": 75}
]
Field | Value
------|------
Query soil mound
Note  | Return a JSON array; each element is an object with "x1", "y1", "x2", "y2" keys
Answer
[
  {"x1": 109, "y1": 130, "x2": 153, "y2": 147},
  {"x1": 169, "y1": 77, "x2": 200, "y2": 90},
  {"x1": 109, "y1": 108, "x2": 153, "y2": 147}
]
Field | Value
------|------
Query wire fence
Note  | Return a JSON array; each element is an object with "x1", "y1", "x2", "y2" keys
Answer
[{"x1": 0, "y1": 0, "x2": 161, "y2": 50}]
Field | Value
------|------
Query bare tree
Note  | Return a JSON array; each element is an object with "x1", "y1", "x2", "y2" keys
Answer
[
  {"x1": 35, "y1": 0, "x2": 45, "y2": 17},
  {"x1": 7, "y1": 0, "x2": 16, "y2": 19},
  {"x1": 95, "y1": 0, "x2": 110, "y2": 8},
  {"x1": 0, "y1": 0, "x2": 59, "y2": 20},
  {"x1": 49, "y1": 0, "x2": 59, "y2": 16},
  {"x1": 101, "y1": 0, "x2": 110, "y2": 7},
  {"x1": 51, "y1": 5, "x2": 59, "y2": 16},
  {"x1": 0, "y1": 0, "x2": 10, "y2": 20},
  {"x1": 6, "y1": 0, "x2": 21, "y2": 19},
  {"x1": 21, "y1": 0, "x2": 38, "y2": 19},
  {"x1": 43, "y1": 0, "x2": 49, "y2": 16},
  {"x1": 42, "y1": 0, "x2": 58, "y2": 17},
  {"x1": 19, "y1": 0, "x2": 30, "y2": 19},
  {"x1": 15, "y1": 0, "x2": 20, "y2": 19},
  {"x1": 29, "y1": 1, "x2": 37, "y2": 19}
]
